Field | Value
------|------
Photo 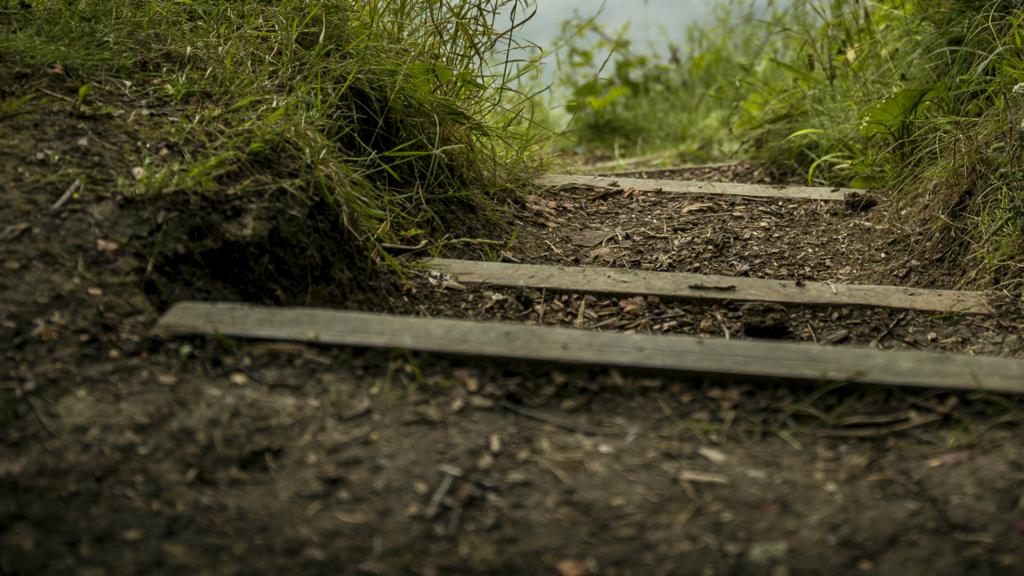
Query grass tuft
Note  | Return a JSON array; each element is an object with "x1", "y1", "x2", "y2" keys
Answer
[{"x1": 1, "y1": 0, "x2": 544, "y2": 247}]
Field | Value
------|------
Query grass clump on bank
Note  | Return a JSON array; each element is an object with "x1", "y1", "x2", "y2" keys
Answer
[
  {"x1": 745, "y1": 0, "x2": 1024, "y2": 288},
  {"x1": 1, "y1": 0, "x2": 542, "y2": 248}
]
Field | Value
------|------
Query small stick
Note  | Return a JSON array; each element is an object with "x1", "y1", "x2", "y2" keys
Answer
[
  {"x1": 806, "y1": 322, "x2": 819, "y2": 344},
  {"x1": 672, "y1": 501, "x2": 701, "y2": 532},
  {"x1": 27, "y1": 397, "x2": 58, "y2": 437},
  {"x1": 714, "y1": 312, "x2": 731, "y2": 340},
  {"x1": 820, "y1": 415, "x2": 941, "y2": 438},
  {"x1": 575, "y1": 297, "x2": 587, "y2": 328},
  {"x1": 425, "y1": 469, "x2": 458, "y2": 519},
  {"x1": 448, "y1": 238, "x2": 504, "y2": 246},
  {"x1": 499, "y1": 399, "x2": 616, "y2": 436},
  {"x1": 872, "y1": 312, "x2": 907, "y2": 348},
  {"x1": 379, "y1": 239, "x2": 429, "y2": 255},
  {"x1": 592, "y1": 316, "x2": 621, "y2": 329},
  {"x1": 37, "y1": 87, "x2": 76, "y2": 103},
  {"x1": 51, "y1": 179, "x2": 81, "y2": 210},
  {"x1": 537, "y1": 289, "x2": 547, "y2": 324}
]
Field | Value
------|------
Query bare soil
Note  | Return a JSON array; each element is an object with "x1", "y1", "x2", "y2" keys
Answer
[{"x1": 3, "y1": 84, "x2": 1024, "y2": 576}]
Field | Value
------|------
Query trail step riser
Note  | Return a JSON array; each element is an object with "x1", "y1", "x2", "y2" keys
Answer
[
  {"x1": 425, "y1": 259, "x2": 992, "y2": 315},
  {"x1": 538, "y1": 174, "x2": 855, "y2": 201},
  {"x1": 154, "y1": 302, "x2": 1024, "y2": 394}
]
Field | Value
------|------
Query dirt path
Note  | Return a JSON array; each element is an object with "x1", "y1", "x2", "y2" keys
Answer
[{"x1": 3, "y1": 91, "x2": 1024, "y2": 576}]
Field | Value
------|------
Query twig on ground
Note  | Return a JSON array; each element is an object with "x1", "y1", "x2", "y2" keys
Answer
[
  {"x1": 806, "y1": 322, "x2": 818, "y2": 344},
  {"x1": 820, "y1": 414, "x2": 942, "y2": 438},
  {"x1": 51, "y1": 179, "x2": 81, "y2": 211},
  {"x1": 714, "y1": 312, "x2": 731, "y2": 340},
  {"x1": 537, "y1": 289, "x2": 546, "y2": 324},
  {"x1": 38, "y1": 87, "x2": 76, "y2": 103},
  {"x1": 27, "y1": 397, "x2": 58, "y2": 437},
  {"x1": 499, "y1": 399, "x2": 617, "y2": 436},
  {"x1": 448, "y1": 237, "x2": 504, "y2": 246},
  {"x1": 575, "y1": 297, "x2": 587, "y2": 328},
  {"x1": 380, "y1": 239, "x2": 429, "y2": 255},
  {"x1": 872, "y1": 312, "x2": 907, "y2": 348},
  {"x1": 425, "y1": 466, "x2": 461, "y2": 519}
]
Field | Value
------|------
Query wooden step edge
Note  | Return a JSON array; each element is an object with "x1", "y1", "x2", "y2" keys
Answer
[
  {"x1": 592, "y1": 162, "x2": 742, "y2": 177},
  {"x1": 152, "y1": 302, "x2": 1024, "y2": 394},
  {"x1": 424, "y1": 259, "x2": 993, "y2": 315},
  {"x1": 537, "y1": 174, "x2": 862, "y2": 202}
]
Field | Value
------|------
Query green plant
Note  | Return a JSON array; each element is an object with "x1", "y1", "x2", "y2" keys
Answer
[
  {"x1": 554, "y1": 0, "x2": 780, "y2": 162},
  {"x1": 1, "y1": 0, "x2": 544, "y2": 247},
  {"x1": 742, "y1": 0, "x2": 1024, "y2": 286},
  {"x1": 553, "y1": 0, "x2": 1024, "y2": 287}
]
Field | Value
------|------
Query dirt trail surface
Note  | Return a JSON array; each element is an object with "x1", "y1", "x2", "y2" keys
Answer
[{"x1": 4, "y1": 89, "x2": 1024, "y2": 576}]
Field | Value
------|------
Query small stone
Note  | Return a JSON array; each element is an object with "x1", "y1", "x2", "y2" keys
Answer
[
  {"x1": 698, "y1": 446, "x2": 728, "y2": 464},
  {"x1": 556, "y1": 559, "x2": 590, "y2": 576},
  {"x1": 477, "y1": 453, "x2": 495, "y2": 470},
  {"x1": 468, "y1": 396, "x2": 495, "y2": 409},
  {"x1": 449, "y1": 397, "x2": 466, "y2": 414},
  {"x1": 96, "y1": 238, "x2": 120, "y2": 254},
  {"x1": 229, "y1": 372, "x2": 249, "y2": 386},
  {"x1": 747, "y1": 541, "x2": 789, "y2": 565}
]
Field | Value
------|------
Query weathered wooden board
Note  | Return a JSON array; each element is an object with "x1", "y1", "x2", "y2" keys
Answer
[
  {"x1": 425, "y1": 259, "x2": 993, "y2": 314},
  {"x1": 154, "y1": 302, "x2": 1024, "y2": 393},
  {"x1": 537, "y1": 174, "x2": 854, "y2": 201}
]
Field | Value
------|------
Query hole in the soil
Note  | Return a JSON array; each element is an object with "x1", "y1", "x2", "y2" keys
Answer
[
  {"x1": 142, "y1": 195, "x2": 397, "y2": 311},
  {"x1": 238, "y1": 448, "x2": 283, "y2": 473}
]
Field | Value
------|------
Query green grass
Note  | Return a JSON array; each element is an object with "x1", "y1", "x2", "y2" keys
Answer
[
  {"x1": 555, "y1": 0, "x2": 1024, "y2": 289},
  {"x1": 0, "y1": 0, "x2": 543, "y2": 246}
]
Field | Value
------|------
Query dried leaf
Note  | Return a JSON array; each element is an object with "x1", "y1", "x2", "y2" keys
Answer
[
  {"x1": 618, "y1": 296, "x2": 646, "y2": 315},
  {"x1": 569, "y1": 229, "x2": 615, "y2": 247},
  {"x1": 96, "y1": 238, "x2": 120, "y2": 253},
  {"x1": 680, "y1": 202, "x2": 714, "y2": 214},
  {"x1": 526, "y1": 194, "x2": 558, "y2": 215},
  {"x1": 927, "y1": 451, "x2": 970, "y2": 468}
]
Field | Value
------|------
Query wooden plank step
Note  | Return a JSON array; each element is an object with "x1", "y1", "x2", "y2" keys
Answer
[
  {"x1": 153, "y1": 302, "x2": 1024, "y2": 394},
  {"x1": 538, "y1": 174, "x2": 856, "y2": 201},
  {"x1": 425, "y1": 259, "x2": 993, "y2": 315}
]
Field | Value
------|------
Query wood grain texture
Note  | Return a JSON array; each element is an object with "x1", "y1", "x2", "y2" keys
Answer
[
  {"x1": 425, "y1": 259, "x2": 993, "y2": 314},
  {"x1": 537, "y1": 174, "x2": 853, "y2": 201},
  {"x1": 154, "y1": 302, "x2": 1024, "y2": 393}
]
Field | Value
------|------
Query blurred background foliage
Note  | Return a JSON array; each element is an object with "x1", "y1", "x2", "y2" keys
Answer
[{"x1": 552, "y1": 0, "x2": 1024, "y2": 287}]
